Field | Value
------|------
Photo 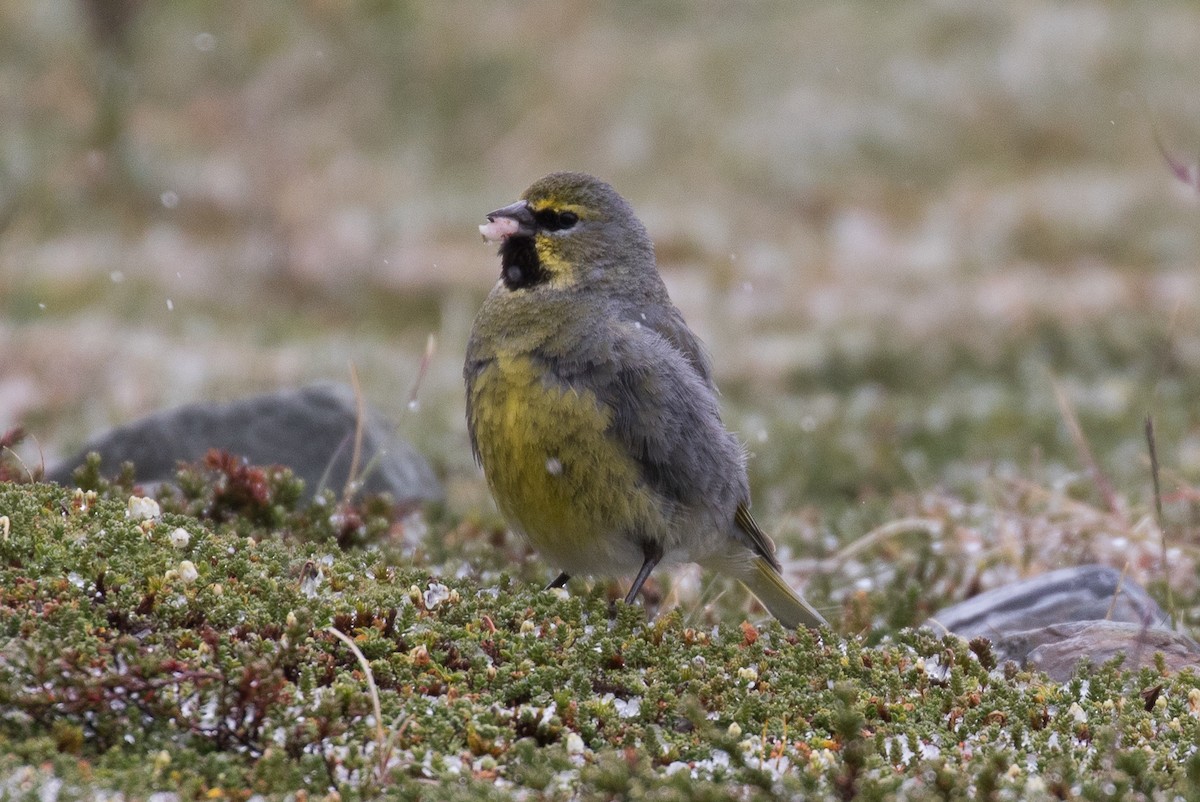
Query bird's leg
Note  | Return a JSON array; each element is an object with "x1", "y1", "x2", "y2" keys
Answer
[
  {"x1": 545, "y1": 572, "x2": 571, "y2": 590},
  {"x1": 624, "y1": 542, "x2": 664, "y2": 604}
]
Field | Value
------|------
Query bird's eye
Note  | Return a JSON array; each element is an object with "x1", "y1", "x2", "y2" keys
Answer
[{"x1": 534, "y1": 208, "x2": 580, "y2": 232}]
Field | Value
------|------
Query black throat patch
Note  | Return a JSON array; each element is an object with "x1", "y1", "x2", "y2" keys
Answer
[{"x1": 499, "y1": 236, "x2": 548, "y2": 291}]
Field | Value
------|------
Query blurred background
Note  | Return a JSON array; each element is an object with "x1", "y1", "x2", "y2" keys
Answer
[{"x1": 3, "y1": 1, "x2": 1199, "y2": 565}]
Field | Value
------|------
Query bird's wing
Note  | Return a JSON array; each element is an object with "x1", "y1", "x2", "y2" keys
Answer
[
  {"x1": 641, "y1": 304, "x2": 717, "y2": 392},
  {"x1": 640, "y1": 311, "x2": 779, "y2": 566},
  {"x1": 463, "y1": 335, "x2": 492, "y2": 465},
  {"x1": 599, "y1": 323, "x2": 730, "y2": 505},
  {"x1": 573, "y1": 320, "x2": 776, "y2": 562}
]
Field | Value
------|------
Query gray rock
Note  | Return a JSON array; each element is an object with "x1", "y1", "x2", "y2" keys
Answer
[
  {"x1": 925, "y1": 565, "x2": 1168, "y2": 641},
  {"x1": 1018, "y1": 621, "x2": 1200, "y2": 681},
  {"x1": 925, "y1": 565, "x2": 1195, "y2": 680},
  {"x1": 47, "y1": 383, "x2": 442, "y2": 505}
]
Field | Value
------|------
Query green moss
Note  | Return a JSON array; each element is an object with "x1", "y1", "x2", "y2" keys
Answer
[
  {"x1": 2, "y1": 476, "x2": 1199, "y2": 797},
  {"x1": 728, "y1": 314, "x2": 1200, "y2": 516}
]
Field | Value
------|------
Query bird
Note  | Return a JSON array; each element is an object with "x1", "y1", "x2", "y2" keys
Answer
[{"x1": 464, "y1": 172, "x2": 826, "y2": 629}]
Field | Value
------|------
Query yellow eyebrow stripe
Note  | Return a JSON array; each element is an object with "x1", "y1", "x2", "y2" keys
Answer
[{"x1": 529, "y1": 199, "x2": 590, "y2": 217}]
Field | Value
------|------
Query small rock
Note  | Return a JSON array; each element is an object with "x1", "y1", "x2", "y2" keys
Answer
[
  {"x1": 48, "y1": 383, "x2": 442, "y2": 505},
  {"x1": 925, "y1": 565, "x2": 1193, "y2": 680},
  {"x1": 925, "y1": 564, "x2": 1168, "y2": 641},
  {"x1": 1019, "y1": 621, "x2": 1200, "y2": 681}
]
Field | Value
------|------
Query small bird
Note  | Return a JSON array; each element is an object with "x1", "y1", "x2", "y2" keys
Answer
[{"x1": 464, "y1": 172, "x2": 826, "y2": 629}]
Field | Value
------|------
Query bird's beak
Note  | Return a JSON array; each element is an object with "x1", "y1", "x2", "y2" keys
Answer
[{"x1": 479, "y1": 200, "x2": 536, "y2": 242}]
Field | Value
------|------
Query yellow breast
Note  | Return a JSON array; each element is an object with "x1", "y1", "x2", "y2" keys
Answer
[{"x1": 468, "y1": 352, "x2": 657, "y2": 574}]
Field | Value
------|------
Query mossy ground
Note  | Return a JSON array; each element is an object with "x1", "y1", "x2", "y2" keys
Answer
[{"x1": 1, "y1": 460, "x2": 1200, "y2": 800}]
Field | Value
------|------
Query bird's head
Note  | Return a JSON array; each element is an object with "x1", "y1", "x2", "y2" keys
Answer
[{"x1": 480, "y1": 172, "x2": 655, "y2": 293}]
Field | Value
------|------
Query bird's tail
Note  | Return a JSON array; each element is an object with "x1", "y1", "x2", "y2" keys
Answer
[{"x1": 738, "y1": 556, "x2": 827, "y2": 630}]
